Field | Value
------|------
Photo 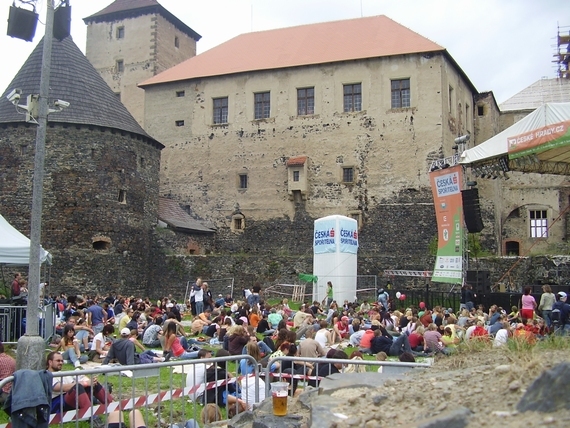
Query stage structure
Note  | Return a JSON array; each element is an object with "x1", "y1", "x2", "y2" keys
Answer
[{"x1": 312, "y1": 215, "x2": 359, "y2": 304}]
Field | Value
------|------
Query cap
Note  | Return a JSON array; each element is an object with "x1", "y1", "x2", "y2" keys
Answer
[
  {"x1": 447, "y1": 308, "x2": 453, "y2": 313},
  {"x1": 419, "y1": 302, "x2": 426, "y2": 309},
  {"x1": 120, "y1": 328, "x2": 131, "y2": 336},
  {"x1": 341, "y1": 316, "x2": 349, "y2": 321},
  {"x1": 558, "y1": 291, "x2": 567, "y2": 299}
]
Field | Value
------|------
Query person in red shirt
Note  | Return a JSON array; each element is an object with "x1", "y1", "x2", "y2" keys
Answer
[
  {"x1": 470, "y1": 320, "x2": 489, "y2": 341},
  {"x1": 408, "y1": 325, "x2": 425, "y2": 352},
  {"x1": 333, "y1": 316, "x2": 350, "y2": 342}
]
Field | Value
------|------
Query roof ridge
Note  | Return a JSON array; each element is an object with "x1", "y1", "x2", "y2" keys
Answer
[{"x1": 140, "y1": 15, "x2": 445, "y2": 87}]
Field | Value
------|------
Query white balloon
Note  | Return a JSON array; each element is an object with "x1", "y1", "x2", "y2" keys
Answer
[{"x1": 396, "y1": 291, "x2": 401, "y2": 299}]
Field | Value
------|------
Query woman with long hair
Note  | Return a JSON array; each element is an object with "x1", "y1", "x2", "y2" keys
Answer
[
  {"x1": 57, "y1": 324, "x2": 88, "y2": 368},
  {"x1": 163, "y1": 322, "x2": 199, "y2": 360},
  {"x1": 538, "y1": 284, "x2": 555, "y2": 329}
]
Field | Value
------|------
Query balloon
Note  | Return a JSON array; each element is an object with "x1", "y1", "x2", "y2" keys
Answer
[
  {"x1": 399, "y1": 294, "x2": 406, "y2": 300},
  {"x1": 396, "y1": 291, "x2": 401, "y2": 299}
]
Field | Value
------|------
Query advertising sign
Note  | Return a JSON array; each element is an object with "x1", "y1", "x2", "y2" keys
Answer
[
  {"x1": 429, "y1": 165, "x2": 463, "y2": 284},
  {"x1": 508, "y1": 120, "x2": 570, "y2": 159},
  {"x1": 313, "y1": 218, "x2": 336, "y2": 254},
  {"x1": 338, "y1": 217, "x2": 359, "y2": 254}
]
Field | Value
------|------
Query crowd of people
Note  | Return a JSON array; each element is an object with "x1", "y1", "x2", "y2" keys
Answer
[{"x1": 2, "y1": 275, "x2": 569, "y2": 426}]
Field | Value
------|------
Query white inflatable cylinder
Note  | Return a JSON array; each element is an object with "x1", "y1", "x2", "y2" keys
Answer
[{"x1": 312, "y1": 215, "x2": 359, "y2": 305}]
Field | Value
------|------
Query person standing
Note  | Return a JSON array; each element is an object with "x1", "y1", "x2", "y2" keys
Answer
[
  {"x1": 520, "y1": 286, "x2": 537, "y2": 321},
  {"x1": 193, "y1": 279, "x2": 204, "y2": 316},
  {"x1": 248, "y1": 283, "x2": 261, "y2": 308},
  {"x1": 11, "y1": 273, "x2": 21, "y2": 298},
  {"x1": 326, "y1": 281, "x2": 333, "y2": 309},
  {"x1": 538, "y1": 284, "x2": 556, "y2": 329}
]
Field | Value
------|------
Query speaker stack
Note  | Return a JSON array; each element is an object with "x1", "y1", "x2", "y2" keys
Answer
[
  {"x1": 461, "y1": 188, "x2": 484, "y2": 233},
  {"x1": 466, "y1": 270, "x2": 491, "y2": 294}
]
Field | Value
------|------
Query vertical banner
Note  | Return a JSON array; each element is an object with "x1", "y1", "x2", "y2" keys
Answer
[
  {"x1": 339, "y1": 217, "x2": 359, "y2": 254},
  {"x1": 429, "y1": 165, "x2": 463, "y2": 284}
]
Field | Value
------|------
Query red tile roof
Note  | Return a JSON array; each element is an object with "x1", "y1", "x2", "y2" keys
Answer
[
  {"x1": 140, "y1": 15, "x2": 444, "y2": 87},
  {"x1": 287, "y1": 156, "x2": 308, "y2": 167}
]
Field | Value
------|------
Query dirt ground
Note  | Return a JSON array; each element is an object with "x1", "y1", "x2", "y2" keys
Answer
[{"x1": 326, "y1": 345, "x2": 570, "y2": 427}]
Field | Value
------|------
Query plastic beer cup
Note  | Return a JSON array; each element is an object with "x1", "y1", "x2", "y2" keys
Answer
[{"x1": 270, "y1": 381, "x2": 289, "y2": 416}]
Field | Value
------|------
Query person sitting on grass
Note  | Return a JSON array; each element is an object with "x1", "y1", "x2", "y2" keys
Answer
[
  {"x1": 203, "y1": 349, "x2": 247, "y2": 416},
  {"x1": 103, "y1": 328, "x2": 165, "y2": 365},
  {"x1": 47, "y1": 351, "x2": 113, "y2": 417}
]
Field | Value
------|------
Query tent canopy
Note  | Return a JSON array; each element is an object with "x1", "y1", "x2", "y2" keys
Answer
[
  {"x1": 460, "y1": 102, "x2": 570, "y2": 175},
  {"x1": 0, "y1": 214, "x2": 52, "y2": 265}
]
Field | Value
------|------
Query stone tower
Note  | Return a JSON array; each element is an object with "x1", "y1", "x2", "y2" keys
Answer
[
  {"x1": 83, "y1": 0, "x2": 201, "y2": 127},
  {"x1": 0, "y1": 35, "x2": 163, "y2": 295}
]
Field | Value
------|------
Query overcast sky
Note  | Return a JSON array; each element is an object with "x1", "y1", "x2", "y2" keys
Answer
[{"x1": 1, "y1": 0, "x2": 569, "y2": 105}]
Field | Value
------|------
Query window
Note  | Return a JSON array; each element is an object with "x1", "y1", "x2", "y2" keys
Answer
[
  {"x1": 530, "y1": 210, "x2": 548, "y2": 238},
  {"x1": 213, "y1": 97, "x2": 229, "y2": 124},
  {"x1": 116, "y1": 27, "x2": 124, "y2": 39},
  {"x1": 343, "y1": 84, "x2": 362, "y2": 112},
  {"x1": 293, "y1": 170, "x2": 300, "y2": 182},
  {"x1": 505, "y1": 241, "x2": 520, "y2": 256},
  {"x1": 391, "y1": 78, "x2": 410, "y2": 108},
  {"x1": 254, "y1": 92, "x2": 270, "y2": 119},
  {"x1": 477, "y1": 104, "x2": 485, "y2": 116},
  {"x1": 20, "y1": 145, "x2": 28, "y2": 155},
  {"x1": 448, "y1": 85, "x2": 454, "y2": 114},
  {"x1": 238, "y1": 173, "x2": 248, "y2": 189},
  {"x1": 174, "y1": 36, "x2": 179, "y2": 48},
  {"x1": 116, "y1": 59, "x2": 124, "y2": 73},
  {"x1": 231, "y1": 214, "x2": 245, "y2": 232},
  {"x1": 297, "y1": 87, "x2": 314, "y2": 115},
  {"x1": 118, "y1": 190, "x2": 126, "y2": 204},
  {"x1": 175, "y1": 120, "x2": 184, "y2": 126},
  {"x1": 176, "y1": 90, "x2": 185, "y2": 97},
  {"x1": 342, "y1": 167, "x2": 354, "y2": 183}
]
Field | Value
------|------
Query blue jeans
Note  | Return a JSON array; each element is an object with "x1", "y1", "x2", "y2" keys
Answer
[
  {"x1": 541, "y1": 310, "x2": 552, "y2": 328},
  {"x1": 62, "y1": 348, "x2": 87, "y2": 364},
  {"x1": 195, "y1": 301, "x2": 204, "y2": 315},
  {"x1": 177, "y1": 350, "x2": 200, "y2": 359},
  {"x1": 241, "y1": 341, "x2": 272, "y2": 356},
  {"x1": 389, "y1": 334, "x2": 412, "y2": 356}
]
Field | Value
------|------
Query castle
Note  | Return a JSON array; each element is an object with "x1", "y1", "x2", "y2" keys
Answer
[{"x1": 1, "y1": 0, "x2": 569, "y2": 295}]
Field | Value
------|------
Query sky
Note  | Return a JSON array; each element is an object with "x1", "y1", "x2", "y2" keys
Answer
[{"x1": 1, "y1": 0, "x2": 569, "y2": 105}]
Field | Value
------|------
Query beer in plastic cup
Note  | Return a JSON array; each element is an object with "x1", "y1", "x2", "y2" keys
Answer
[{"x1": 270, "y1": 381, "x2": 288, "y2": 416}]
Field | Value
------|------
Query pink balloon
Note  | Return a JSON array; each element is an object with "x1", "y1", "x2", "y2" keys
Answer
[{"x1": 399, "y1": 294, "x2": 406, "y2": 300}]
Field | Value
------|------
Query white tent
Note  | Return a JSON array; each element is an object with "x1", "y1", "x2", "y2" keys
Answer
[
  {"x1": 460, "y1": 102, "x2": 570, "y2": 169},
  {"x1": 0, "y1": 214, "x2": 52, "y2": 265}
]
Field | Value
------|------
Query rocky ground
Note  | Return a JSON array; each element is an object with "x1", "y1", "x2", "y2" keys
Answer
[
  {"x1": 314, "y1": 345, "x2": 570, "y2": 427},
  {"x1": 227, "y1": 341, "x2": 570, "y2": 428}
]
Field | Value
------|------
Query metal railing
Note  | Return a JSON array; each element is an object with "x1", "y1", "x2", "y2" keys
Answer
[
  {"x1": 0, "y1": 302, "x2": 56, "y2": 343},
  {"x1": 0, "y1": 354, "x2": 431, "y2": 427}
]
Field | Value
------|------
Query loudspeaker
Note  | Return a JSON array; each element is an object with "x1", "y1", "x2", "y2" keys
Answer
[
  {"x1": 7, "y1": 6, "x2": 38, "y2": 42},
  {"x1": 466, "y1": 270, "x2": 490, "y2": 293},
  {"x1": 461, "y1": 188, "x2": 484, "y2": 233},
  {"x1": 53, "y1": 4, "x2": 71, "y2": 41}
]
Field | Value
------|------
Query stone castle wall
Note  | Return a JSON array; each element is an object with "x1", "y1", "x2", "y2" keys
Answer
[{"x1": 0, "y1": 123, "x2": 161, "y2": 297}]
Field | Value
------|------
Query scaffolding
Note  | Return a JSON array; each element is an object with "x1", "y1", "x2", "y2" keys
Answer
[{"x1": 554, "y1": 24, "x2": 570, "y2": 79}]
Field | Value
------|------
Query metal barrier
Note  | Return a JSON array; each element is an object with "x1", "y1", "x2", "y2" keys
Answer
[
  {"x1": 263, "y1": 355, "x2": 431, "y2": 396},
  {"x1": 0, "y1": 354, "x2": 260, "y2": 427},
  {"x1": 0, "y1": 302, "x2": 56, "y2": 344},
  {"x1": 0, "y1": 353, "x2": 431, "y2": 427}
]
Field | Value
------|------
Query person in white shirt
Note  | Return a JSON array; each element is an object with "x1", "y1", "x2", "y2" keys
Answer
[
  {"x1": 493, "y1": 322, "x2": 511, "y2": 348},
  {"x1": 186, "y1": 349, "x2": 212, "y2": 401}
]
